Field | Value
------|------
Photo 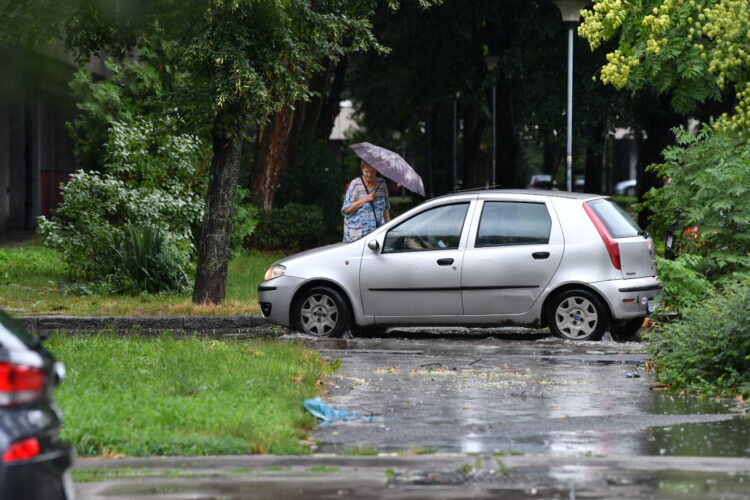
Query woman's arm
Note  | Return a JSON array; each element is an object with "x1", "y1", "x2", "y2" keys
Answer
[{"x1": 342, "y1": 190, "x2": 376, "y2": 215}]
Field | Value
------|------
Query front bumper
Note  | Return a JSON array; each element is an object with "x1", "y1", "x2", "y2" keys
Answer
[
  {"x1": 258, "y1": 275, "x2": 306, "y2": 328},
  {"x1": 592, "y1": 276, "x2": 662, "y2": 321}
]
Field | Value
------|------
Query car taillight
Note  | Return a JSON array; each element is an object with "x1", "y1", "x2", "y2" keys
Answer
[
  {"x1": 583, "y1": 202, "x2": 621, "y2": 270},
  {"x1": 3, "y1": 438, "x2": 41, "y2": 462},
  {"x1": 0, "y1": 362, "x2": 45, "y2": 406}
]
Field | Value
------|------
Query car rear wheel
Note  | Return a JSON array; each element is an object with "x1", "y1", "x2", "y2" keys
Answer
[
  {"x1": 292, "y1": 286, "x2": 350, "y2": 337},
  {"x1": 610, "y1": 316, "x2": 645, "y2": 341},
  {"x1": 547, "y1": 289, "x2": 609, "y2": 341}
]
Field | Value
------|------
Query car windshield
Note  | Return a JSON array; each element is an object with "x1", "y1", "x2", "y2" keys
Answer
[
  {"x1": 586, "y1": 198, "x2": 643, "y2": 238},
  {"x1": 0, "y1": 310, "x2": 39, "y2": 349}
]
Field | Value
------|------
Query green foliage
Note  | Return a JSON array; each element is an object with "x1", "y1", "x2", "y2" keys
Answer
[
  {"x1": 276, "y1": 132, "x2": 348, "y2": 238},
  {"x1": 38, "y1": 117, "x2": 205, "y2": 291},
  {"x1": 46, "y1": 334, "x2": 330, "y2": 455},
  {"x1": 579, "y1": 0, "x2": 750, "y2": 132},
  {"x1": 642, "y1": 125, "x2": 750, "y2": 280},
  {"x1": 645, "y1": 280, "x2": 750, "y2": 399},
  {"x1": 248, "y1": 204, "x2": 327, "y2": 252},
  {"x1": 115, "y1": 226, "x2": 191, "y2": 294},
  {"x1": 67, "y1": 37, "x2": 205, "y2": 171},
  {"x1": 232, "y1": 187, "x2": 260, "y2": 256},
  {"x1": 654, "y1": 255, "x2": 712, "y2": 311}
]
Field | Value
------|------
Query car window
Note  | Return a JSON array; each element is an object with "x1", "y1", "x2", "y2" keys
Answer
[
  {"x1": 586, "y1": 198, "x2": 642, "y2": 238},
  {"x1": 383, "y1": 203, "x2": 469, "y2": 253},
  {"x1": 476, "y1": 202, "x2": 551, "y2": 247}
]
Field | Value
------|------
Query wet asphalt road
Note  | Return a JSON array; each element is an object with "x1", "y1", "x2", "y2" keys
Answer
[
  {"x1": 74, "y1": 328, "x2": 750, "y2": 499},
  {"x1": 307, "y1": 329, "x2": 748, "y2": 457}
]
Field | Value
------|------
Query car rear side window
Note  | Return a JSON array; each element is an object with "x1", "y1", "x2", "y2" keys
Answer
[
  {"x1": 384, "y1": 203, "x2": 469, "y2": 252},
  {"x1": 586, "y1": 198, "x2": 642, "y2": 238},
  {"x1": 476, "y1": 202, "x2": 551, "y2": 247}
]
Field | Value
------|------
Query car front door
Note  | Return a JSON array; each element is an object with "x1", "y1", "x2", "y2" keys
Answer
[
  {"x1": 461, "y1": 199, "x2": 564, "y2": 315},
  {"x1": 360, "y1": 202, "x2": 472, "y2": 320}
]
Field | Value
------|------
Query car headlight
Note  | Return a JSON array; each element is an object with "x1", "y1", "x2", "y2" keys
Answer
[{"x1": 264, "y1": 264, "x2": 286, "y2": 281}]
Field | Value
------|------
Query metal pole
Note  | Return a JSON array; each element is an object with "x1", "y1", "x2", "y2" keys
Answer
[
  {"x1": 491, "y1": 84, "x2": 497, "y2": 188},
  {"x1": 566, "y1": 26, "x2": 574, "y2": 192}
]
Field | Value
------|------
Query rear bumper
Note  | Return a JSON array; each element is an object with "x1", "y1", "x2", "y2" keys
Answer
[
  {"x1": 1, "y1": 442, "x2": 74, "y2": 500},
  {"x1": 591, "y1": 276, "x2": 662, "y2": 321}
]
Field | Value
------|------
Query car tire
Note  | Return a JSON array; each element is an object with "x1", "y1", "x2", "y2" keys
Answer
[
  {"x1": 292, "y1": 286, "x2": 351, "y2": 337},
  {"x1": 610, "y1": 317, "x2": 645, "y2": 341},
  {"x1": 547, "y1": 289, "x2": 609, "y2": 341}
]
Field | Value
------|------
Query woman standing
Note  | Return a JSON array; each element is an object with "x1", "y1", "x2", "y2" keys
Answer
[{"x1": 341, "y1": 161, "x2": 391, "y2": 242}]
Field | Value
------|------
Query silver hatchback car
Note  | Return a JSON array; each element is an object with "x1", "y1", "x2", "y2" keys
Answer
[{"x1": 259, "y1": 190, "x2": 661, "y2": 341}]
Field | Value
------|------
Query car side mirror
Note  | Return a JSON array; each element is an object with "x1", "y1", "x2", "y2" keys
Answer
[{"x1": 367, "y1": 240, "x2": 380, "y2": 251}]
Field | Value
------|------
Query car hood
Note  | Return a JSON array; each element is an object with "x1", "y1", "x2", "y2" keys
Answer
[{"x1": 275, "y1": 240, "x2": 366, "y2": 278}]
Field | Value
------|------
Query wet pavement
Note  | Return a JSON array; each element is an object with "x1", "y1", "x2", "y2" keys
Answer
[
  {"x1": 73, "y1": 328, "x2": 750, "y2": 499},
  {"x1": 308, "y1": 329, "x2": 748, "y2": 458}
]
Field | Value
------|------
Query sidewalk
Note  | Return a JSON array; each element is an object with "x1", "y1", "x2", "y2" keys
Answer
[{"x1": 73, "y1": 453, "x2": 750, "y2": 499}]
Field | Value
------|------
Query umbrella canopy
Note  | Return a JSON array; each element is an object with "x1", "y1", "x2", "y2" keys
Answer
[{"x1": 350, "y1": 142, "x2": 426, "y2": 197}]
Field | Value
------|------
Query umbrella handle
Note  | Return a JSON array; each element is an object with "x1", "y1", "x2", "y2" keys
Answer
[{"x1": 361, "y1": 176, "x2": 379, "y2": 228}]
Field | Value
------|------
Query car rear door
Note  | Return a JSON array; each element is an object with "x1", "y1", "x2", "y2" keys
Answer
[{"x1": 461, "y1": 197, "x2": 564, "y2": 315}]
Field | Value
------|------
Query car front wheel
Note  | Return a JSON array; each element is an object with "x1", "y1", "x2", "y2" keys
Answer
[
  {"x1": 547, "y1": 289, "x2": 609, "y2": 341},
  {"x1": 292, "y1": 286, "x2": 350, "y2": 337}
]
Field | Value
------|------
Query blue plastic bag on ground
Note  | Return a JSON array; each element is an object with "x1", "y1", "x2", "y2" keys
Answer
[{"x1": 304, "y1": 397, "x2": 357, "y2": 425}]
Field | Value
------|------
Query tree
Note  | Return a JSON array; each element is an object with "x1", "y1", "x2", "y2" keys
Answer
[
  {"x1": 1, "y1": 0, "x2": 384, "y2": 304},
  {"x1": 578, "y1": 0, "x2": 750, "y2": 133},
  {"x1": 346, "y1": 0, "x2": 631, "y2": 194}
]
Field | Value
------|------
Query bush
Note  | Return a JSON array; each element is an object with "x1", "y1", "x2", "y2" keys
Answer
[
  {"x1": 38, "y1": 118, "x2": 205, "y2": 292},
  {"x1": 645, "y1": 280, "x2": 750, "y2": 399},
  {"x1": 275, "y1": 132, "x2": 348, "y2": 240},
  {"x1": 654, "y1": 255, "x2": 713, "y2": 312},
  {"x1": 115, "y1": 226, "x2": 191, "y2": 293},
  {"x1": 248, "y1": 204, "x2": 327, "y2": 252},
  {"x1": 643, "y1": 125, "x2": 750, "y2": 281}
]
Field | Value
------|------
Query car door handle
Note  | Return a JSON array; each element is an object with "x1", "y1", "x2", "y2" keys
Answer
[
  {"x1": 437, "y1": 258, "x2": 454, "y2": 266},
  {"x1": 532, "y1": 252, "x2": 550, "y2": 260}
]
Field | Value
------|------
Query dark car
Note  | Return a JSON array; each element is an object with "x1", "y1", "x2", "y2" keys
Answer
[{"x1": 0, "y1": 310, "x2": 74, "y2": 499}]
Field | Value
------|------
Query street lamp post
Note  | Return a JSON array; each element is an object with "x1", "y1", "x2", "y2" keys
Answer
[
  {"x1": 553, "y1": 0, "x2": 586, "y2": 192},
  {"x1": 484, "y1": 54, "x2": 499, "y2": 189}
]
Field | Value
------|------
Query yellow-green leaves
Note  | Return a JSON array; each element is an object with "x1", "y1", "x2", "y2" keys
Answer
[{"x1": 579, "y1": 0, "x2": 750, "y2": 133}]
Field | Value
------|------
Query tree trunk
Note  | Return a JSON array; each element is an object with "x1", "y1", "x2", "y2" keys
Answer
[
  {"x1": 252, "y1": 105, "x2": 294, "y2": 210},
  {"x1": 192, "y1": 127, "x2": 243, "y2": 305},
  {"x1": 252, "y1": 58, "x2": 348, "y2": 210}
]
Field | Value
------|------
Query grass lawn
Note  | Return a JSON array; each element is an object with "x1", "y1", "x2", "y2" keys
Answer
[
  {"x1": 46, "y1": 334, "x2": 332, "y2": 456},
  {"x1": 0, "y1": 241, "x2": 283, "y2": 316}
]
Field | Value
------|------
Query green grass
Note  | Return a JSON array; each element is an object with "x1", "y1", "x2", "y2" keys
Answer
[
  {"x1": 0, "y1": 241, "x2": 283, "y2": 316},
  {"x1": 46, "y1": 334, "x2": 329, "y2": 456}
]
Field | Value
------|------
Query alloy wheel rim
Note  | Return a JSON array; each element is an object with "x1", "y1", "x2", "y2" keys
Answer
[
  {"x1": 555, "y1": 296, "x2": 598, "y2": 339},
  {"x1": 300, "y1": 293, "x2": 339, "y2": 336}
]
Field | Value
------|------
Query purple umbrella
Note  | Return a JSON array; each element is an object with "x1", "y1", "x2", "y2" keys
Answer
[{"x1": 351, "y1": 142, "x2": 426, "y2": 197}]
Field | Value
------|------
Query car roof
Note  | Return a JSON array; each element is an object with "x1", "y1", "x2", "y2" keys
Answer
[{"x1": 431, "y1": 189, "x2": 605, "y2": 202}]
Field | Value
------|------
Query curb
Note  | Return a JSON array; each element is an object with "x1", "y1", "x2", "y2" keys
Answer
[{"x1": 15, "y1": 315, "x2": 285, "y2": 337}]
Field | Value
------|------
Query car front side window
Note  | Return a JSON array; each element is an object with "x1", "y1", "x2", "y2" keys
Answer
[
  {"x1": 383, "y1": 203, "x2": 469, "y2": 253},
  {"x1": 475, "y1": 202, "x2": 551, "y2": 247}
]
